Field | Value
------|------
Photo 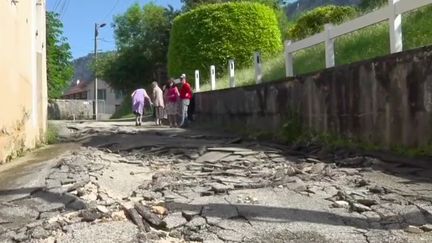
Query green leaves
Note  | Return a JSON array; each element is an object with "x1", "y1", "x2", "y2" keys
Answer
[
  {"x1": 168, "y1": 2, "x2": 283, "y2": 83},
  {"x1": 180, "y1": 0, "x2": 285, "y2": 11},
  {"x1": 288, "y1": 5, "x2": 357, "y2": 40},
  {"x1": 97, "y1": 3, "x2": 179, "y2": 91},
  {"x1": 46, "y1": 12, "x2": 74, "y2": 99}
]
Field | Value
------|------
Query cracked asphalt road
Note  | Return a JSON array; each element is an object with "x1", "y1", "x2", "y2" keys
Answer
[{"x1": 1, "y1": 121, "x2": 432, "y2": 243}]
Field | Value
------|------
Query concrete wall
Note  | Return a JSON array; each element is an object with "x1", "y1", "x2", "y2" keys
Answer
[
  {"x1": 195, "y1": 46, "x2": 432, "y2": 148},
  {"x1": 48, "y1": 100, "x2": 93, "y2": 120},
  {"x1": 0, "y1": 0, "x2": 47, "y2": 163}
]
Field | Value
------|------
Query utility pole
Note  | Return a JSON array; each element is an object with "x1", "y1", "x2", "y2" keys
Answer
[
  {"x1": 93, "y1": 23, "x2": 98, "y2": 120},
  {"x1": 93, "y1": 23, "x2": 106, "y2": 120}
]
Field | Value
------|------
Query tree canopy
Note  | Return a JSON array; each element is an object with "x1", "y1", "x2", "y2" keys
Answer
[
  {"x1": 46, "y1": 12, "x2": 73, "y2": 99},
  {"x1": 97, "y1": 3, "x2": 178, "y2": 91}
]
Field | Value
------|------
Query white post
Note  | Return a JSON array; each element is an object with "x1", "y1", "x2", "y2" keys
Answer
[
  {"x1": 389, "y1": 0, "x2": 402, "y2": 53},
  {"x1": 254, "y1": 52, "x2": 263, "y2": 84},
  {"x1": 210, "y1": 65, "x2": 216, "y2": 90},
  {"x1": 324, "y1": 23, "x2": 335, "y2": 68},
  {"x1": 285, "y1": 40, "x2": 294, "y2": 77},
  {"x1": 195, "y1": 70, "x2": 200, "y2": 92},
  {"x1": 228, "y1": 59, "x2": 235, "y2": 88}
]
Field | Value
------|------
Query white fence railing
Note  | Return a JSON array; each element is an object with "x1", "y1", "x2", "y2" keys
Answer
[
  {"x1": 285, "y1": 0, "x2": 432, "y2": 77},
  {"x1": 194, "y1": 0, "x2": 432, "y2": 91}
]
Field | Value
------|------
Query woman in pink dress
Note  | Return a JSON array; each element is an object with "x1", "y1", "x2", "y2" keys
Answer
[
  {"x1": 131, "y1": 88, "x2": 152, "y2": 126},
  {"x1": 164, "y1": 79, "x2": 180, "y2": 128}
]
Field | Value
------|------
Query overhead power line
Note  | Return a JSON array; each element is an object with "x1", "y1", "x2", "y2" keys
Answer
[
  {"x1": 60, "y1": 0, "x2": 70, "y2": 19},
  {"x1": 52, "y1": 0, "x2": 61, "y2": 12},
  {"x1": 58, "y1": 0, "x2": 66, "y2": 15},
  {"x1": 103, "y1": 0, "x2": 121, "y2": 22}
]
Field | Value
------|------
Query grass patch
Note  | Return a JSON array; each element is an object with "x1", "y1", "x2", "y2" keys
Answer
[
  {"x1": 111, "y1": 98, "x2": 132, "y2": 119},
  {"x1": 111, "y1": 97, "x2": 154, "y2": 119},
  {"x1": 278, "y1": 117, "x2": 432, "y2": 158},
  {"x1": 46, "y1": 125, "x2": 59, "y2": 145},
  {"x1": 390, "y1": 144, "x2": 432, "y2": 158},
  {"x1": 199, "y1": 5, "x2": 432, "y2": 91}
]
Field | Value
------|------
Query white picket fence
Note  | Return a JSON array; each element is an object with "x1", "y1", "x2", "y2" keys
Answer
[{"x1": 195, "y1": 0, "x2": 432, "y2": 91}]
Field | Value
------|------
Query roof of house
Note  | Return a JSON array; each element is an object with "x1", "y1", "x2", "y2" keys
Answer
[{"x1": 63, "y1": 80, "x2": 90, "y2": 96}]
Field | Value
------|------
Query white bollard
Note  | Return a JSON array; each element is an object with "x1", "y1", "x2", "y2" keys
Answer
[
  {"x1": 254, "y1": 52, "x2": 262, "y2": 84},
  {"x1": 195, "y1": 70, "x2": 200, "y2": 92},
  {"x1": 228, "y1": 60, "x2": 235, "y2": 88},
  {"x1": 285, "y1": 40, "x2": 294, "y2": 77},
  {"x1": 210, "y1": 65, "x2": 216, "y2": 90},
  {"x1": 324, "y1": 24, "x2": 335, "y2": 68},
  {"x1": 389, "y1": 0, "x2": 402, "y2": 53}
]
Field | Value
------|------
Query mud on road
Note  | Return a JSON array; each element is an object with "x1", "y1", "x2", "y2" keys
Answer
[{"x1": 1, "y1": 121, "x2": 432, "y2": 243}]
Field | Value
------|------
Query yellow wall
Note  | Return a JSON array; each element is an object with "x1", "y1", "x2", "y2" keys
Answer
[{"x1": 0, "y1": 0, "x2": 47, "y2": 163}]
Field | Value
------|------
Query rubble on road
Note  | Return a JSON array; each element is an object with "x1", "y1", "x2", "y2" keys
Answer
[{"x1": 1, "y1": 122, "x2": 432, "y2": 243}]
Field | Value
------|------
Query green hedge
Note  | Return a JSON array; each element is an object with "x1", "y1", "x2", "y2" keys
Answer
[
  {"x1": 288, "y1": 5, "x2": 357, "y2": 40},
  {"x1": 168, "y1": 2, "x2": 282, "y2": 83}
]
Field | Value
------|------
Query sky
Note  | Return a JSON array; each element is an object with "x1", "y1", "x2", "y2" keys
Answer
[{"x1": 47, "y1": 0, "x2": 182, "y2": 59}]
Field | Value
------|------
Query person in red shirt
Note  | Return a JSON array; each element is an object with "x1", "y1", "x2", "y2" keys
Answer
[
  {"x1": 165, "y1": 79, "x2": 180, "y2": 127},
  {"x1": 179, "y1": 74, "x2": 193, "y2": 127}
]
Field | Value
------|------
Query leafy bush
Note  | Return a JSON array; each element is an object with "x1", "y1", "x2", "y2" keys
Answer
[
  {"x1": 168, "y1": 2, "x2": 282, "y2": 83},
  {"x1": 288, "y1": 5, "x2": 357, "y2": 40}
]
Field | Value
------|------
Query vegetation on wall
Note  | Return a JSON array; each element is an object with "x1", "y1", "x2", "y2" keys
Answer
[
  {"x1": 168, "y1": 2, "x2": 282, "y2": 83},
  {"x1": 46, "y1": 12, "x2": 74, "y2": 99}
]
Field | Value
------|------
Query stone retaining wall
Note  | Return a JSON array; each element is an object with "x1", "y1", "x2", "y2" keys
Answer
[{"x1": 194, "y1": 46, "x2": 432, "y2": 148}]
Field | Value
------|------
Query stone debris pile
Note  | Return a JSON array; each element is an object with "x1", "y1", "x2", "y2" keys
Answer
[{"x1": 1, "y1": 124, "x2": 432, "y2": 243}]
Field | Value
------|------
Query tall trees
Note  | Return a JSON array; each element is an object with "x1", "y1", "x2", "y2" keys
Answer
[
  {"x1": 46, "y1": 12, "x2": 73, "y2": 98},
  {"x1": 97, "y1": 3, "x2": 178, "y2": 91}
]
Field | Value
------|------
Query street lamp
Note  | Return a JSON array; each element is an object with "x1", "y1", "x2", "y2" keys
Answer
[{"x1": 93, "y1": 23, "x2": 106, "y2": 120}]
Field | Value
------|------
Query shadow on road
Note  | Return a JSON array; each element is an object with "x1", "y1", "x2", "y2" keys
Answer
[
  {"x1": 167, "y1": 201, "x2": 423, "y2": 230},
  {"x1": 0, "y1": 186, "x2": 425, "y2": 231}
]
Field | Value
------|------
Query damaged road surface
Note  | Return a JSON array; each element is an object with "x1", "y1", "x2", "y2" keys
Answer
[{"x1": 1, "y1": 121, "x2": 432, "y2": 243}]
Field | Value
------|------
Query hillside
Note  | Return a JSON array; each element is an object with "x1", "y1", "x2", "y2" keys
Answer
[{"x1": 70, "y1": 54, "x2": 94, "y2": 86}]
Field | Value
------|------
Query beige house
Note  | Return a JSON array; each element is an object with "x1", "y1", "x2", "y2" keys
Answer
[
  {"x1": 63, "y1": 80, "x2": 124, "y2": 116},
  {"x1": 0, "y1": 0, "x2": 47, "y2": 163}
]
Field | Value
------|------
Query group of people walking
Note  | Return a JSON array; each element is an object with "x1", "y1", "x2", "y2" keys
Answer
[{"x1": 131, "y1": 74, "x2": 193, "y2": 128}]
